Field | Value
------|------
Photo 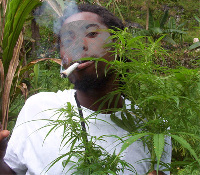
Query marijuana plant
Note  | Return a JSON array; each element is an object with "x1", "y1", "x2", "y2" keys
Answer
[
  {"x1": 106, "y1": 29, "x2": 200, "y2": 173},
  {"x1": 37, "y1": 102, "x2": 135, "y2": 174},
  {"x1": 37, "y1": 28, "x2": 200, "y2": 174},
  {"x1": 0, "y1": 0, "x2": 42, "y2": 130}
]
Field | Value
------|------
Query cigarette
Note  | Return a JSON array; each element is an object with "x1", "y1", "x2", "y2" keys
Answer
[{"x1": 61, "y1": 62, "x2": 80, "y2": 77}]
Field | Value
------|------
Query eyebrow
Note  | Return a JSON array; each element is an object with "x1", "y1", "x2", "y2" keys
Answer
[{"x1": 85, "y1": 24, "x2": 99, "y2": 29}]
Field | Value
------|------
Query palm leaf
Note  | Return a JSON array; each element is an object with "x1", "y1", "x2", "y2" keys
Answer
[
  {"x1": 2, "y1": 32, "x2": 23, "y2": 130},
  {"x1": 2, "y1": 0, "x2": 41, "y2": 75},
  {"x1": 1, "y1": 0, "x2": 41, "y2": 130},
  {"x1": 44, "y1": 0, "x2": 63, "y2": 17},
  {"x1": 0, "y1": 0, "x2": 8, "y2": 49}
]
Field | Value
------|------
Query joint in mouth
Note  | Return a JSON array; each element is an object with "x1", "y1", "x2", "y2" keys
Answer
[{"x1": 61, "y1": 62, "x2": 80, "y2": 77}]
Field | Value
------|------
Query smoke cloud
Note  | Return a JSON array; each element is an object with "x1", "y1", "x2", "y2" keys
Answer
[{"x1": 34, "y1": 0, "x2": 79, "y2": 35}]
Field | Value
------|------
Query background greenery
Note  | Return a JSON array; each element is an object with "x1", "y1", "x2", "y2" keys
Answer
[{"x1": 0, "y1": 0, "x2": 200, "y2": 174}]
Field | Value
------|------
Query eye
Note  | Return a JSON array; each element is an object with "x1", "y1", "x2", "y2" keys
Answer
[
  {"x1": 86, "y1": 32, "x2": 98, "y2": 38},
  {"x1": 64, "y1": 39, "x2": 73, "y2": 44},
  {"x1": 61, "y1": 39, "x2": 73, "y2": 47}
]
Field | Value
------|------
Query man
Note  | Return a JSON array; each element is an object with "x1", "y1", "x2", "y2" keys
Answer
[{"x1": 0, "y1": 3, "x2": 171, "y2": 174}]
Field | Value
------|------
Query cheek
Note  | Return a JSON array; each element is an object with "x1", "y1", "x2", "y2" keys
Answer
[
  {"x1": 88, "y1": 39, "x2": 108, "y2": 56},
  {"x1": 60, "y1": 47, "x2": 73, "y2": 67}
]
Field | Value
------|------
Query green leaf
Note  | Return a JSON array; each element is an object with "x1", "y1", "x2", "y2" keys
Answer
[
  {"x1": 120, "y1": 132, "x2": 151, "y2": 154},
  {"x1": 170, "y1": 96, "x2": 180, "y2": 107},
  {"x1": 125, "y1": 111, "x2": 136, "y2": 129},
  {"x1": 148, "y1": 8, "x2": 155, "y2": 29},
  {"x1": 151, "y1": 27, "x2": 162, "y2": 34},
  {"x1": 168, "y1": 17, "x2": 176, "y2": 29},
  {"x1": 110, "y1": 113, "x2": 127, "y2": 131},
  {"x1": 160, "y1": 10, "x2": 168, "y2": 28},
  {"x1": 121, "y1": 112, "x2": 132, "y2": 132},
  {"x1": 170, "y1": 134, "x2": 200, "y2": 165},
  {"x1": 189, "y1": 42, "x2": 200, "y2": 50},
  {"x1": 2, "y1": 0, "x2": 41, "y2": 75},
  {"x1": 153, "y1": 134, "x2": 165, "y2": 172},
  {"x1": 177, "y1": 21, "x2": 187, "y2": 30},
  {"x1": 33, "y1": 64, "x2": 39, "y2": 89},
  {"x1": 194, "y1": 15, "x2": 200, "y2": 23},
  {"x1": 163, "y1": 35, "x2": 176, "y2": 45}
]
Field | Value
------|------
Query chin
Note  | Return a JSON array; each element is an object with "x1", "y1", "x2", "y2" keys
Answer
[{"x1": 73, "y1": 72, "x2": 113, "y2": 92}]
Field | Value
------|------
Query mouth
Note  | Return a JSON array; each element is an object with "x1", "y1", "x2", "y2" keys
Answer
[
  {"x1": 75, "y1": 55, "x2": 97, "y2": 70},
  {"x1": 76, "y1": 60, "x2": 95, "y2": 70},
  {"x1": 61, "y1": 58, "x2": 96, "y2": 77}
]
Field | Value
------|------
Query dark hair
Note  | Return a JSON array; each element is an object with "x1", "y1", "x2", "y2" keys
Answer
[{"x1": 61, "y1": 3, "x2": 124, "y2": 31}]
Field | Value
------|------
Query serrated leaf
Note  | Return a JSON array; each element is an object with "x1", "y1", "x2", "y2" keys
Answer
[
  {"x1": 170, "y1": 134, "x2": 200, "y2": 165},
  {"x1": 120, "y1": 132, "x2": 150, "y2": 154},
  {"x1": 110, "y1": 113, "x2": 127, "y2": 131},
  {"x1": 153, "y1": 134, "x2": 165, "y2": 171},
  {"x1": 171, "y1": 96, "x2": 179, "y2": 107},
  {"x1": 125, "y1": 111, "x2": 136, "y2": 129},
  {"x1": 121, "y1": 112, "x2": 132, "y2": 132}
]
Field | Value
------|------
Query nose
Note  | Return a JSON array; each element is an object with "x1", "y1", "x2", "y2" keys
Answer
[
  {"x1": 82, "y1": 38, "x2": 88, "y2": 51},
  {"x1": 83, "y1": 45, "x2": 88, "y2": 51}
]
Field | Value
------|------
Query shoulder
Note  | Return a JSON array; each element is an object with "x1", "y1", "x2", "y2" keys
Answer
[
  {"x1": 17, "y1": 89, "x2": 76, "y2": 121},
  {"x1": 26, "y1": 89, "x2": 76, "y2": 106}
]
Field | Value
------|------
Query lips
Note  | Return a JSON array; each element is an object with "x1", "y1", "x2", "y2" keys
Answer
[{"x1": 77, "y1": 61, "x2": 94, "y2": 70}]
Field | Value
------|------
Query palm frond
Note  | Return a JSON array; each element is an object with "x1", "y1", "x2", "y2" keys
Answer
[
  {"x1": 44, "y1": 0, "x2": 63, "y2": 17},
  {"x1": 2, "y1": 32, "x2": 23, "y2": 130}
]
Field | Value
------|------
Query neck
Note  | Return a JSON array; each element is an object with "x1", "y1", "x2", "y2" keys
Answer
[{"x1": 75, "y1": 76, "x2": 123, "y2": 112}]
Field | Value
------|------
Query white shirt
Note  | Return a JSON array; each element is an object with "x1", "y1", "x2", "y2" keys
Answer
[{"x1": 4, "y1": 89, "x2": 171, "y2": 175}]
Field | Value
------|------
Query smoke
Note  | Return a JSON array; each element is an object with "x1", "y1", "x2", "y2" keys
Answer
[
  {"x1": 32, "y1": 0, "x2": 79, "y2": 59},
  {"x1": 34, "y1": 0, "x2": 79, "y2": 35},
  {"x1": 54, "y1": 0, "x2": 79, "y2": 35}
]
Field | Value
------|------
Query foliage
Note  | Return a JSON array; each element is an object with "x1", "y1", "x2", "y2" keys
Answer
[
  {"x1": 27, "y1": 12, "x2": 73, "y2": 94},
  {"x1": 29, "y1": 61, "x2": 73, "y2": 93},
  {"x1": 106, "y1": 29, "x2": 200, "y2": 173},
  {"x1": 2, "y1": 0, "x2": 199, "y2": 174},
  {"x1": 38, "y1": 102, "x2": 134, "y2": 174},
  {"x1": 189, "y1": 16, "x2": 200, "y2": 51},
  {"x1": 0, "y1": 0, "x2": 42, "y2": 130},
  {"x1": 132, "y1": 8, "x2": 187, "y2": 45},
  {"x1": 35, "y1": 28, "x2": 200, "y2": 174}
]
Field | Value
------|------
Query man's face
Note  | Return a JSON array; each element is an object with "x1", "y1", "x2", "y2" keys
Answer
[
  {"x1": 60, "y1": 12, "x2": 115, "y2": 90},
  {"x1": 60, "y1": 20, "x2": 111, "y2": 65}
]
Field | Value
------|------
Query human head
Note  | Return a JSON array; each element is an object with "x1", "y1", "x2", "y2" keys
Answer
[
  {"x1": 59, "y1": 3, "x2": 124, "y2": 65},
  {"x1": 59, "y1": 4, "x2": 124, "y2": 91},
  {"x1": 60, "y1": 3, "x2": 124, "y2": 32}
]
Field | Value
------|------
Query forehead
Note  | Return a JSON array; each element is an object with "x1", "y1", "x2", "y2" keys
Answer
[{"x1": 63, "y1": 12, "x2": 102, "y2": 25}]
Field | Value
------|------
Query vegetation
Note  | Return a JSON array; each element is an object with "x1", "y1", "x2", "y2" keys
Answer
[
  {"x1": 0, "y1": 0, "x2": 42, "y2": 130},
  {"x1": 1, "y1": 0, "x2": 200, "y2": 174}
]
